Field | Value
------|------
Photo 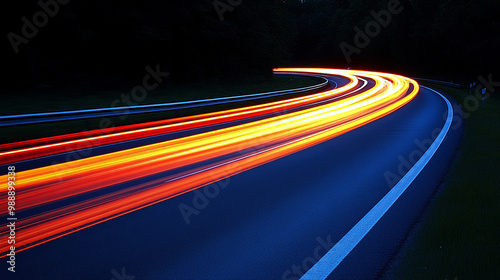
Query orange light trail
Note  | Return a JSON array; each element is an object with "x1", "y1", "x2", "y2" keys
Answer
[
  {"x1": 0, "y1": 68, "x2": 419, "y2": 257},
  {"x1": 0, "y1": 73, "x2": 358, "y2": 164}
]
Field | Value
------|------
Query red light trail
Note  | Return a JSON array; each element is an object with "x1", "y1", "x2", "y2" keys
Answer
[{"x1": 0, "y1": 68, "x2": 419, "y2": 257}]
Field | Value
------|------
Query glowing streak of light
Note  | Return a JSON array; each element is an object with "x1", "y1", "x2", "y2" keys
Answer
[
  {"x1": 0, "y1": 73, "x2": 358, "y2": 164},
  {"x1": 0, "y1": 68, "x2": 419, "y2": 257}
]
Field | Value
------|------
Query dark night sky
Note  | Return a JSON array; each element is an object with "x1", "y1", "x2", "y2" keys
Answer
[{"x1": 2, "y1": 0, "x2": 500, "y2": 91}]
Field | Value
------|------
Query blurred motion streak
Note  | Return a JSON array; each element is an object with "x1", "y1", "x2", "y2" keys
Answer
[{"x1": 0, "y1": 68, "x2": 419, "y2": 256}]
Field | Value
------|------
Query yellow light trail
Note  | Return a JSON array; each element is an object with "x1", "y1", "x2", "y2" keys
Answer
[{"x1": 0, "y1": 68, "x2": 419, "y2": 257}]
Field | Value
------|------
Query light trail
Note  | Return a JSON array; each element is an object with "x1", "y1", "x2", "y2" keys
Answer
[
  {"x1": 0, "y1": 75, "x2": 328, "y2": 127},
  {"x1": 0, "y1": 68, "x2": 419, "y2": 257},
  {"x1": 0, "y1": 73, "x2": 355, "y2": 164}
]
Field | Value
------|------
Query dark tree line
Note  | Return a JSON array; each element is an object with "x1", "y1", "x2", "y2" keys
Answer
[
  {"x1": 287, "y1": 0, "x2": 500, "y2": 80},
  {"x1": 2, "y1": 0, "x2": 499, "y2": 92},
  {"x1": 2, "y1": 0, "x2": 294, "y2": 90}
]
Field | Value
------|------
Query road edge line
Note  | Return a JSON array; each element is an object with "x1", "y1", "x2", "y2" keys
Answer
[{"x1": 300, "y1": 86, "x2": 454, "y2": 279}]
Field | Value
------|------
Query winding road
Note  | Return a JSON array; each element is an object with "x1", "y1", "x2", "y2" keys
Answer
[{"x1": 0, "y1": 68, "x2": 462, "y2": 280}]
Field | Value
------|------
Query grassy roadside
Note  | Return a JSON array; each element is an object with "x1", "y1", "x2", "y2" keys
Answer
[
  {"x1": 383, "y1": 84, "x2": 500, "y2": 279},
  {"x1": 0, "y1": 76, "x2": 321, "y2": 144}
]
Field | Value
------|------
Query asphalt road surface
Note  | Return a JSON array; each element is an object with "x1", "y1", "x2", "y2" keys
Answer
[{"x1": 1, "y1": 69, "x2": 462, "y2": 280}]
